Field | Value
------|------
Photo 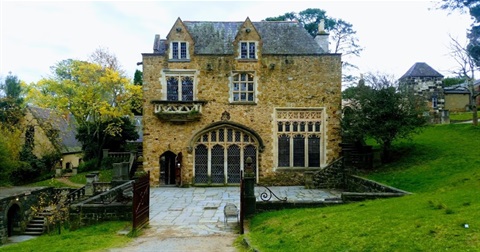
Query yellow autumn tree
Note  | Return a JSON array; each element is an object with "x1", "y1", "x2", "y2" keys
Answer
[{"x1": 27, "y1": 59, "x2": 142, "y2": 165}]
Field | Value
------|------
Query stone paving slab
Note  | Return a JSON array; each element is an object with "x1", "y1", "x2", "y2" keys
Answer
[{"x1": 109, "y1": 186, "x2": 341, "y2": 251}]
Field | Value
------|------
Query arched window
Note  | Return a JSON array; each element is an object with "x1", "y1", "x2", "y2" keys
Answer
[{"x1": 193, "y1": 126, "x2": 259, "y2": 185}]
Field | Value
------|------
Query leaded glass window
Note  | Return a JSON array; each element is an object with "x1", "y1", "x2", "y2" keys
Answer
[
  {"x1": 276, "y1": 109, "x2": 324, "y2": 168},
  {"x1": 232, "y1": 72, "x2": 255, "y2": 102},
  {"x1": 171, "y1": 41, "x2": 188, "y2": 60},
  {"x1": 194, "y1": 126, "x2": 259, "y2": 184},
  {"x1": 240, "y1": 41, "x2": 256, "y2": 59},
  {"x1": 166, "y1": 74, "x2": 195, "y2": 101}
]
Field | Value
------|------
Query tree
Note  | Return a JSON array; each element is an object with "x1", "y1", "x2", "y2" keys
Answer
[
  {"x1": 89, "y1": 46, "x2": 125, "y2": 75},
  {"x1": 0, "y1": 73, "x2": 25, "y2": 126},
  {"x1": 133, "y1": 69, "x2": 143, "y2": 85},
  {"x1": 448, "y1": 35, "x2": 479, "y2": 125},
  {"x1": 27, "y1": 59, "x2": 140, "y2": 166},
  {"x1": 342, "y1": 73, "x2": 428, "y2": 163},
  {"x1": 265, "y1": 8, "x2": 362, "y2": 85},
  {"x1": 443, "y1": 76, "x2": 467, "y2": 87}
]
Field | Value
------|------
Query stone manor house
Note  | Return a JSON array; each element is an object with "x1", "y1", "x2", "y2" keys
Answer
[{"x1": 141, "y1": 17, "x2": 342, "y2": 186}]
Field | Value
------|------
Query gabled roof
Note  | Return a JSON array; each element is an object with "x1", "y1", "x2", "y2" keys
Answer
[
  {"x1": 28, "y1": 106, "x2": 81, "y2": 154},
  {"x1": 399, "y1": 62, "x2": 444, "y2": 80},
  {"x1": 154, "y1": 19, "x2": 325, "y2": 55}
]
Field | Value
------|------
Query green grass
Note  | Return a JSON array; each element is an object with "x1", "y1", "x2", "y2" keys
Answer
[
  {"x1": 0, "y1": 221, "x2": 132, "y2": 252},
  {"x1": 449, "y1": 111, "x2": 473, "y2": 121},
  {"x1": 27, "y1": 178, "x2": 71, "y2": 188},
  {"x1": 69, "y1": 169, "x2": 113, "y2": 184},
  {"x1": 246, "y1": 124, "x2": 480, "y2": 251}
]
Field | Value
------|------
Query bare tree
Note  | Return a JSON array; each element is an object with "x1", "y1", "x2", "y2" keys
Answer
[
  {"x1": 88, "y1": 46, "x2": 125, "y2": 75},
  {"x1": 449, "y1": 35, "x2": 480, "y2": 125}
]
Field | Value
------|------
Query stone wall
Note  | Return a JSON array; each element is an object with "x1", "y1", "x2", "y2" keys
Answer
[
  {"x1": 312, "y1": 158, "x2": 346, "y2": 189},
  {"x1": 142, "y1": 52, "x2": 342, "y2": 186},
  {"x1": 0, "y1": 187, "x2": 53, "y2": 245},
  {"x1": 69, "y1": 203, "x2": 132, "y2": 230}
]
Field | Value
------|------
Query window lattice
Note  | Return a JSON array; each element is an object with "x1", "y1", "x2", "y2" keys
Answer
[
  {"x1": 276, "y1": 109, "x2": 323, "y2": 168},
  {"x1": 166, "y1": 74, "x2": 194, "y2": 101},
  {"x1": 194, "y1": 145, "x2": 208, "y2": 183},
  {"x1": 194, "y1": 126, "x2": 258, "y2": 184},
  {"x1": 232, "y1": 72, "x2": 255, "y2": 102}
]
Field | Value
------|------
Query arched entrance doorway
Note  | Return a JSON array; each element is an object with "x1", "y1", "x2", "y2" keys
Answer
[
  {"x1": 160, "y1": 151, "x2": 182, "y2": 186},
  {"x1": 6, "y1": 203, "x2": 21, "y2": 237},
  {"x1": 191, "y1": 122, "x2": 263, "y2": 185}
]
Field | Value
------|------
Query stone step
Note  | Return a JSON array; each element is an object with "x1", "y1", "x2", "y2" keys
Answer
[
  {"x1": 23, "y1": 231, "x2": 44, "y2": 236},
  {"x1": 25, "y1": 226, "x2": 44, "y2": 231}
]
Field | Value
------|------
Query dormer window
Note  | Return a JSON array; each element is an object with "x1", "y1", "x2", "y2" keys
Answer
[
  {"x1": 240, "y1": 41, "x2": 257, "y2": 59},
  {"x1": 170, "y1": 41, "x2": 189, "y2": 60}
]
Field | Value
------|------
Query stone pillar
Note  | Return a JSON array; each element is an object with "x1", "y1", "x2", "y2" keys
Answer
[
  {"x1": 72, "y1": 167, "x2": 78, "y2": 175},
  {"x1": 85, "y1": 174, "x2": 96, "y2": 196},
  {"x1": 113, "y1": 162, "x2": 130, "y2": 181},
  {"x1": 304, "y1": 171, "x2": 314, "y2": 189}
]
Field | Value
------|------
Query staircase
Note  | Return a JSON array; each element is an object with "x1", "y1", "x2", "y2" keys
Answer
[{"x1": 23, "y1": 211, "x2": 51, "y2": 236}]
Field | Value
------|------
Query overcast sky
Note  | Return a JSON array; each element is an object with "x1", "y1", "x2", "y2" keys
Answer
[{"x1": 0, "y1": 0, "x2": 474, "y2": 85}]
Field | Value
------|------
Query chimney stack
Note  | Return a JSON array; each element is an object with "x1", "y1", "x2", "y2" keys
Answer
[{"x1": 314, "y1": 19, "x2": 329, "y2": 53}]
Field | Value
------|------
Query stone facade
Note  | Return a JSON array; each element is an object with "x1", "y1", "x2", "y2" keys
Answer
[
  {"x1": 142, "y1": 18, "x2": 342, "y2": 186},
  {"x1": 0, "y1": 187, "x2": 53, "y2": 245}
]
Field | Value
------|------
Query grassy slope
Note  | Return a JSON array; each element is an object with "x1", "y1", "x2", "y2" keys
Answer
[
  {"x1": 0, "y1": 221, "x2": 132, "y2": 252},
  {"x1": 247, "y1": 124, "x2": 480, "y2": 251}
]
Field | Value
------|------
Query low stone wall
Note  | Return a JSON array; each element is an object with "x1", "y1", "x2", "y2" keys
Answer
[
  {"x1": 312, "y1": 158, "x2": 346, "y2": 189},
  {"x1": 69, "y1": 203, "x2": 132, "y2": 230},
  {"x1": 341, "y1": 175, "x2": 410, "y2": 202},
  {"x1": 256, "y1": 200, "x2": 343, "y2": 212},
  {"x1": 0, "y1": 187, "x2": 54, "y2": 245}
]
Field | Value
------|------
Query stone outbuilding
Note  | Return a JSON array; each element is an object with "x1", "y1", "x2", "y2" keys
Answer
[{"x1": 141, "y1": 17, "x2": 342, "y2": 186}]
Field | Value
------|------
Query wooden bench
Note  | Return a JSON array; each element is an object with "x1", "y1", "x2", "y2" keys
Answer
[{"x1": 223, "y1": 203, "x2": 239, "y2": 226}]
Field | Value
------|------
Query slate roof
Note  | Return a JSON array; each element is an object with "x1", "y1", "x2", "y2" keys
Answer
[
  {"x1": 399, "y1": 62, "x2": 444, "y2": 80},
  {"x1": 444, "y1": 85, "x2": 470, "y2": 94},
  {"x1": 28, "y1": 106, "x2": 81, "y2": 154},
  {"x1": 153, "y1": 20, "x2": 325, "y2": 55}
]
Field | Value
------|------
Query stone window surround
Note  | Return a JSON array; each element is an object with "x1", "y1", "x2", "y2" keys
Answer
[
  {"x1": 229, "y1": 71, "x2": 257, "y2": 104},
  {"x1": 273, "y1": 107, "x2": 327, "y2": 171},
  {"x1": 238, "y1": 41, "x2": 258, "y2": 60},
  {"x1": 160, "y1": 69, "x2": 198, "y2": 101},
  {"x1": 169, "y1": 41, "x2": 190, "y2": 61}
]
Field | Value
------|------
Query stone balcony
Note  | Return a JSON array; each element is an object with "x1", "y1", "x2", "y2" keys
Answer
[{"x1": 151, "y1": 100, "x2": 207, "y2": 122}]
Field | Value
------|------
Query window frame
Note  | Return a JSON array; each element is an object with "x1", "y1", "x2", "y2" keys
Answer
[
  {"x1": 162, "y1": 70, "x2": 197, "y2": 101},
  {"x1": 274, "y1": 108, "x2": 326, "y2": 169},
  {"x1": 238, "y1": 41, "x2": 257, "y2": 60},
  {"x1": 230, "y1": 72, "x2": 256, "y2": 104},
  {"x1": 169, "y1": 41, "x2": 190, "y2": 61}
]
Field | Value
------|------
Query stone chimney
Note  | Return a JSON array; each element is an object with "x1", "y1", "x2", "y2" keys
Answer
[
  {"x1": 314, "y1": 19, "x2": 329, "y2": 53},
  {"x1": 153, "y1": 34, "x2": 161, "y2": 53}
]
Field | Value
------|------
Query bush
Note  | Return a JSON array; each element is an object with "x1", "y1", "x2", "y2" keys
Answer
[{"x1": 78, "y1": 159, "x2": 99, "y2": 173}]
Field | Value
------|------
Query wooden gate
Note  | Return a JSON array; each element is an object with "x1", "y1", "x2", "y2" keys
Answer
[{"x1": 133, "y1": 171, "x2": 150, "y2": 230}]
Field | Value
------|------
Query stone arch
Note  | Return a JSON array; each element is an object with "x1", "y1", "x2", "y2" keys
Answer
[
  {"x1": 6, "y1": 202, "x2": 22, "y2": 237},
  {"x1": 190, "y1": 121, "x2": 263, "y2": 185},
  {"x1": 188, "y1": 121, "x2": 264, "y2": 152}
]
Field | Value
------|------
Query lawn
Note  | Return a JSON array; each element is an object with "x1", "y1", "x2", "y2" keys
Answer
[
  {"x1": 449, "y1": 111, "x2": 473, "y2": 121},
  {"x1": 0, "y1": 221, "x2": 132, "y2": 252},
  {"x1": 245, "y1": 124, "x2": 480, "y2": 251}
]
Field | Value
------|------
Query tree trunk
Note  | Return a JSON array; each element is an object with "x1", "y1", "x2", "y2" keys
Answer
[
  {"x1": 473, "y1": 104, "x2": 478, "y2": 126},
  {"x1": 381, "y1": 140, "x2": 392, "y2": 163}
]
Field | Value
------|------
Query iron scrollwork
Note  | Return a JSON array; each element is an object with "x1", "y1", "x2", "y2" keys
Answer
[{"x1": 258, "y1": 184, "x2": 287, "y2": 202}]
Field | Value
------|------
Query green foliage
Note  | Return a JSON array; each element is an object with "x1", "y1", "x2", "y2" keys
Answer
[
  {"x1": 342, "y1": 73, "x2": 427, "y2": 163},
  {"x1": 77, "y1": 158, "x2": 99, "y2": 173},
  {"x1": 247, "y1": 124, "x2": 480, "y2": 251},
  {"x1": 133, "y1": 69, "x2": 143, "y2": 85},
  {"x1": 76, "y1": 116, "x2": 139, "y2": 162},
  {"x1": 0, "y1": 73, "x2": 25, "y2": 126},
  {"x1": 0, "y1": 221, "x2": 132, "y2": 252},
  {"x1": 443, "y1": 76, "x2": 466, "y2": 87}
]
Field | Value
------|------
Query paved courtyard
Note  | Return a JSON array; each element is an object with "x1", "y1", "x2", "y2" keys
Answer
[{"x1": 109, "y1": 186, "x2": 341, "y2": 252}]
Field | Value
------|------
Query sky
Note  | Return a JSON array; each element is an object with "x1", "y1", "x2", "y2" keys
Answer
[{"x1": 0, "y1": 0, "x2": 475, "y2": 85}]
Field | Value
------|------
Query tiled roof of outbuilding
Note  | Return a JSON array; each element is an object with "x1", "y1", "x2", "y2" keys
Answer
[{"x1": 399, "y1": 62, "x2": 444, "y2": 80}]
